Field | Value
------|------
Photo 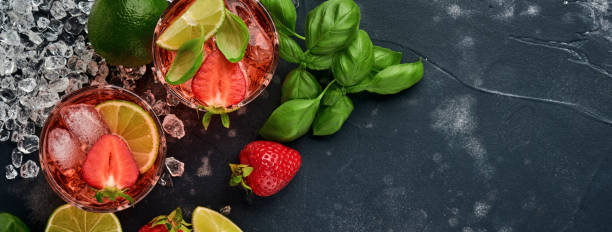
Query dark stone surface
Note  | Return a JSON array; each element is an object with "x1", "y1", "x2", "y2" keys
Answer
[{"x1": 2, "y1": 0, "x2": 612, "y2": 231}]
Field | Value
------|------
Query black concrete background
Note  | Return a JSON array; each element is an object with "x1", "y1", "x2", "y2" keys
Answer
[{"x1": 2, "y1": 0, "x2": 612, "y2": 231}]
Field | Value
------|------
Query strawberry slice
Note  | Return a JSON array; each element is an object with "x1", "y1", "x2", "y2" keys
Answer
[
  {"x1": 82, "y1": 134, "x2": 139, "y2": 203},
  {"x1": 192, "y1": 49, "x2": 247, "y2": 109}
]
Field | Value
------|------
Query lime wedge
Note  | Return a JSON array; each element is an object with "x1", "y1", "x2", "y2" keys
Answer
[
  {"x1": 216, "y1": 10, "x2": 250, "y2": 63},
  {"x1": 192, "y1": 206, "x2": 242, "y2": 232},
  {"x1": 95, "y1": 100, "x2": 160, "y2": 174},
  {"x1": 165, "y1": 25, "x2": 206, "y2": 85},
  {"x1": 45, "y1": 204, "x2": 121, "y2": 232},
  {"x1": 156, "y1": 0, "x2": 225, "y2": 50}
]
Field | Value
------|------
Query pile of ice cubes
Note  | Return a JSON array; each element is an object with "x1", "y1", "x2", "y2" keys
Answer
[{"x1": 0, "y1": 0, "x2": 177, "y2": 180}]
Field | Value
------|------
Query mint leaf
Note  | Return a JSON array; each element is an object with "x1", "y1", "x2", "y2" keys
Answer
[{"x1": 216, "y1": 10, "x2": 250, "y2": 63}]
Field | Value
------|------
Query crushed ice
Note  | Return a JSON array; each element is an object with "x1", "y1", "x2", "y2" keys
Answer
[{"x1": 165, "y1": 156, "x2": 185, "y2": 177}]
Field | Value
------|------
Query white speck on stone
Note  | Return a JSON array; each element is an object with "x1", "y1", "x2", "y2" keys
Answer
[
  {"x1": 227, "y1": 129, "x2": 237, "y2": 138},
  {"x1": 326, "y1": 150, "x2": 333, "y2": 156},
  {"x1": 496, "y1": 5, "x2": 515, "y2": 21},
  {"x1": 462, "y1": 227, "x2": 475, "y2": 232},
  {"x1": 521, "y1": 5, "x2": 540, "y2": 16},
  {"x1": 365, "y1": 122, "x2": 374, "y2": 128},
  {"x1": 458, "y1": 36, "x2": 475, "y2": 48},
  {"x1": 432, "y1": 95, "x2": 476, "y2": 135},
  {"x1": 447, "y1": 4, "x2": 464, "y2": 19},
  {"x1": 448, "y1": 217, "x2": 459, "y2": 227},
  {"x1": 197, "y1": 156, "x2": 212, "y2": 177},
  {"x1": 498, "y1": 226, "x2": 513, "y2": 232},
  {"x1": 474, "y1": 201, "x2": 491, "y2": 218},
  {"x1": 432, "y1": 153, "x2": 443, "y2": 163}
]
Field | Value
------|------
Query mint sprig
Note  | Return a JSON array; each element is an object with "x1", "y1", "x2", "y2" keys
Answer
[{"x1": 259, "y1": 0, "x2": 425, "y2": 142}]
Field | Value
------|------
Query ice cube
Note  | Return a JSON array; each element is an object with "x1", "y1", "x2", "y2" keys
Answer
[
  {"x1": 60, "y1": 104, "x2": 110, "y2": 147},
  {"x1": 162, "y1": 114, "x2": 185, "y2": 139},
  {"x1": 166, "y1": 90, "x2": 181, "y2": 106},
  {"x1": 48, "y1": 128, "x2": 86, "y2": 170},
  {"x1": 27, "y1": 31, "x2": 43, "y2": 45},
  {"x1": 17, "y1": 78, "x2": 37, "y2": 92},
  {"x1": 159, "y1": 172, "x2": 173, "y2": 187},
  {"x1": 64, "y1": 16, "x2": 84, "y2": 35},
  {"x1": 5, "y1": 165, "x2": 18, "y2": 180},
  {"x1": 0, "y1": 89, "x2": 17, "y2": 102},
  {"x1": 165, "y1": 157, "x2": 184, "y2": 177},
  {"x1": 142, "y1": 90, "x2": 155, "y2": 106},
  {"x1": 0, "y1": 129, "x2": 9, "y2": 142},
  {"x1": 10, "y1": 131, "x2": 20, "y2": 142},
  {"x1": 11, "y1": 148, "x2": 23, "y2": 168},
  {"x1": 18, "y1": 134, "x2": 39, "y2": 154},
  {"x1": 219, "y1": 205, "x2": 231, "y2": 216},
  {"x1": 4, "y1": 118, "x2": 17, "y2": 130},
  {"x1": 20, "y1": 160, "x2": 39, "y2": 178},
  {"x1": 36, "y1": 17, "x2": 50, "y2": 29},
  {"x1": 77, "y1": 1, "x2": 93, "y2": 14},
  {"x1": 44, "y1": 56, "x2": 66, "y2": 70},
  {"x1": 48, "y1": 78, "x2": 69, "y2": 93},
  {"x1": 153, "y1": 100, "x2": 169, "y2": 116},
  {"x1": 50, "y1": 1, "x2": 67, "y2": 20},
  {"x1": 32, "y1": 0, "x2": 44, "y2": 7},
  {"x1": 87, "y1": 60, "x2": 98, "y2": 76}
]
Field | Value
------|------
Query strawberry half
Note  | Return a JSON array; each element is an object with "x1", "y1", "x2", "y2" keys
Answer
[
  {"x1": 230, "y1": 141, "x2": 301, "y2": 197},
  {"x1": 192, "y1": 49, "x2": 246, "y2": 109},
  {"x1": 192, "y1": 49, "x2": 247, "y2": 130},
  {"x1": 82, "y1": 134, "x2": 139, "y2": 203}
]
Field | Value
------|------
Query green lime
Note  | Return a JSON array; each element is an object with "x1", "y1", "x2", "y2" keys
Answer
[
  {"x1": 95, "y1": 100, "x2": 160, "y2": 174},
  {"x1": 88, "y1": 0, "x2": 167, "y2": 66},
  {"x1": 192, "y1": 206, "x2": 242, "y2": 232},
  {"x1": 45, "y1": 204, "x2": 121, "y2": 232},
  {"x1": 156, "y1": 0, "x2": 225, "y2": 50}
]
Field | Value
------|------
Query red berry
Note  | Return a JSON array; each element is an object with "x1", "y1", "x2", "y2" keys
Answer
[
  {"x1": 82, "y1": 135, "x2": 139, "y2": 190},
  {"x1": 191, "y1": 49, "x2": 247, "y2": 108},
  {"x1": 238, "y1": 141, "x2": 301, "y2": 197},
  {"x1": 138, "y1": 223, "x2": 168, "y2": 232}
]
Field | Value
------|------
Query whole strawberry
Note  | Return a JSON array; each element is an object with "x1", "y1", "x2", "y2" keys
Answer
[
  {"x1": 230, "y1": 141, "x2": 301, "y2": 197},
  {"x1": 139, "y1": 207, "x2": 191, "y2": 232}
]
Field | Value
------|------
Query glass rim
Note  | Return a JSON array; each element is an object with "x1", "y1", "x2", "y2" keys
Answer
[
  {"x1": 151, "y1": 0, "x2": 280, "y2": 110},
  {"x1": 38, "y1": 85, "x2": 167, "y2": 213}
]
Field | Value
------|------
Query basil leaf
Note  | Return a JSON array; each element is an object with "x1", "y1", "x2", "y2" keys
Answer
[
  {"x1": 0, "y1": 213, "x2": 30, "y2": 232},
  {"x1": 302, "y1": 52, "x2": 334, "y2": 70},
  {"x1": 332, "y1": 30, "x2": 374, "y2": 86},
  {"x1": 261, "y1": 0, "x2": 297, "y2": 31},
  {"x1": 305, "y1": 0, "x2": 361, "y2": 55},
  {"x1": 165, "y1": 25, "x2": 205, "y2": 85},
  {"x1": 313, "y1": 96, "x2": 354, "y2": 136},
  {"x1": 279, "y1": 33, "x2": 303, "y2": 64},
  {"x1": 373, "y1": 45, "x2": 402, "y2": 71},
  {"x1": 281, "y1": 67, "x2": 322, "y2": 102},
  {"x1": 365, "y1": 60, "x2": 424, "y2": 95},
  {"x1": 259, "y1": 98, "x2": 321, "y2": 142},
  {"x1": 321, "y1": 83, "x2": 345, "y2": 106},
  {"x1": 216, "y1": 10, "x2": 250, "y2": 63}
]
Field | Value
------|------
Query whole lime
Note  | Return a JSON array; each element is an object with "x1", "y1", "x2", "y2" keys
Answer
[{"x1": 88, "y1": 0, "x2": 168, "y2": 66}]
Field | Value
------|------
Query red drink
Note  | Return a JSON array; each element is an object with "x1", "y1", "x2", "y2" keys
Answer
[
  {"x1": 153, "y1": 0, "x2": 279, "y2": 110},
  {"x1": 39, "y1": 86, "x2": 166, "y2": 212}
]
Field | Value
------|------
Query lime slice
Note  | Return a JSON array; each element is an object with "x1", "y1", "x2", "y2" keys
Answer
[
  {"x1": 165, "y1": 25, "x2": 206, "y2": 85},
  {"x1": 156, "y1": 0, "x2": 225, "y2": 50},
  {"x1": 95, "y1": 100, "x2": 160, "y2": 174},
  {"x1": 192, "y1": 206, "x2": 242, "y2": 232},
  {"x1": 45, "y1": 204, "x2": 121, "y2": 232}
]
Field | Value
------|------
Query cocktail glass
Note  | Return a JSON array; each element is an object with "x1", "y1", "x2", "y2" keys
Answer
[
  {"x1": 39, "y1": 85, "x2": 167, "y2": 213},
  {"x1": 152, "y1": 0, "x2": 279, "y2": 111}
]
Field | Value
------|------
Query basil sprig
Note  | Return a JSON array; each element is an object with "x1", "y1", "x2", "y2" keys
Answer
[
  {"x1": 0, "y1": 213, "x2": 30, "y2": 232},
  {"x1": 259, "y1": 0, "x2": 425, "y2": 142}
]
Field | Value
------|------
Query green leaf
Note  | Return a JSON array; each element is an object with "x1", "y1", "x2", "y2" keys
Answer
[
  {"x1": 259, "y1": 98, "x2": 321, "y2": 142},
  {"x1": 332, "y1": 30, "x2": 374, "y2": 86},
  {"x1": 302, "y1": 52, "x2": 334, "y2": 70},
  {"x1": 230, "y1": 176, "x2": 242, "y2": 186},
  {"x1": 221, "y1": 113, "x2": 230, "y2": 128},
  {"x1": 261, "y1": 0, "x2": 297, "y2": 31},
  {"x1": 216, "y1": 10, "x2": 250, "y2": 63},
  {"x1": 281, "y1": 67, "x2": 322, "y2": 102},
  {"x1": 202, "y1": 112, "x2": 213, "y2": 130},
  {"x1": 305, "y1": 0, "x2": 361, "y2": 55},
  {"x1": 373, "y1": 45, "x2": 402, "y2": 71},
  {"x1": 321, "y1": 83, "x2": 345, "y2": 106},
  {"x1": 279, "y1": 33, "x2": 303, "y2": 64},
  {"x1": 0, "y1": 213, "x2": 30, "y2": 232},
  {"x1": 242, "y1": 167, "x2": 254, "y2": 177},
  {"x1": 313, "y1": 95, "x2": 354, "y2": 136},
  {"x1": 365, "y1": 60, "x2": 424, "y2": 94},
  {"x1": 260, "y1": 81, "x2": 335, "y2": 142},
  {"x1": 165, "y1": 25, "x2": 205, "y2": 85}
]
